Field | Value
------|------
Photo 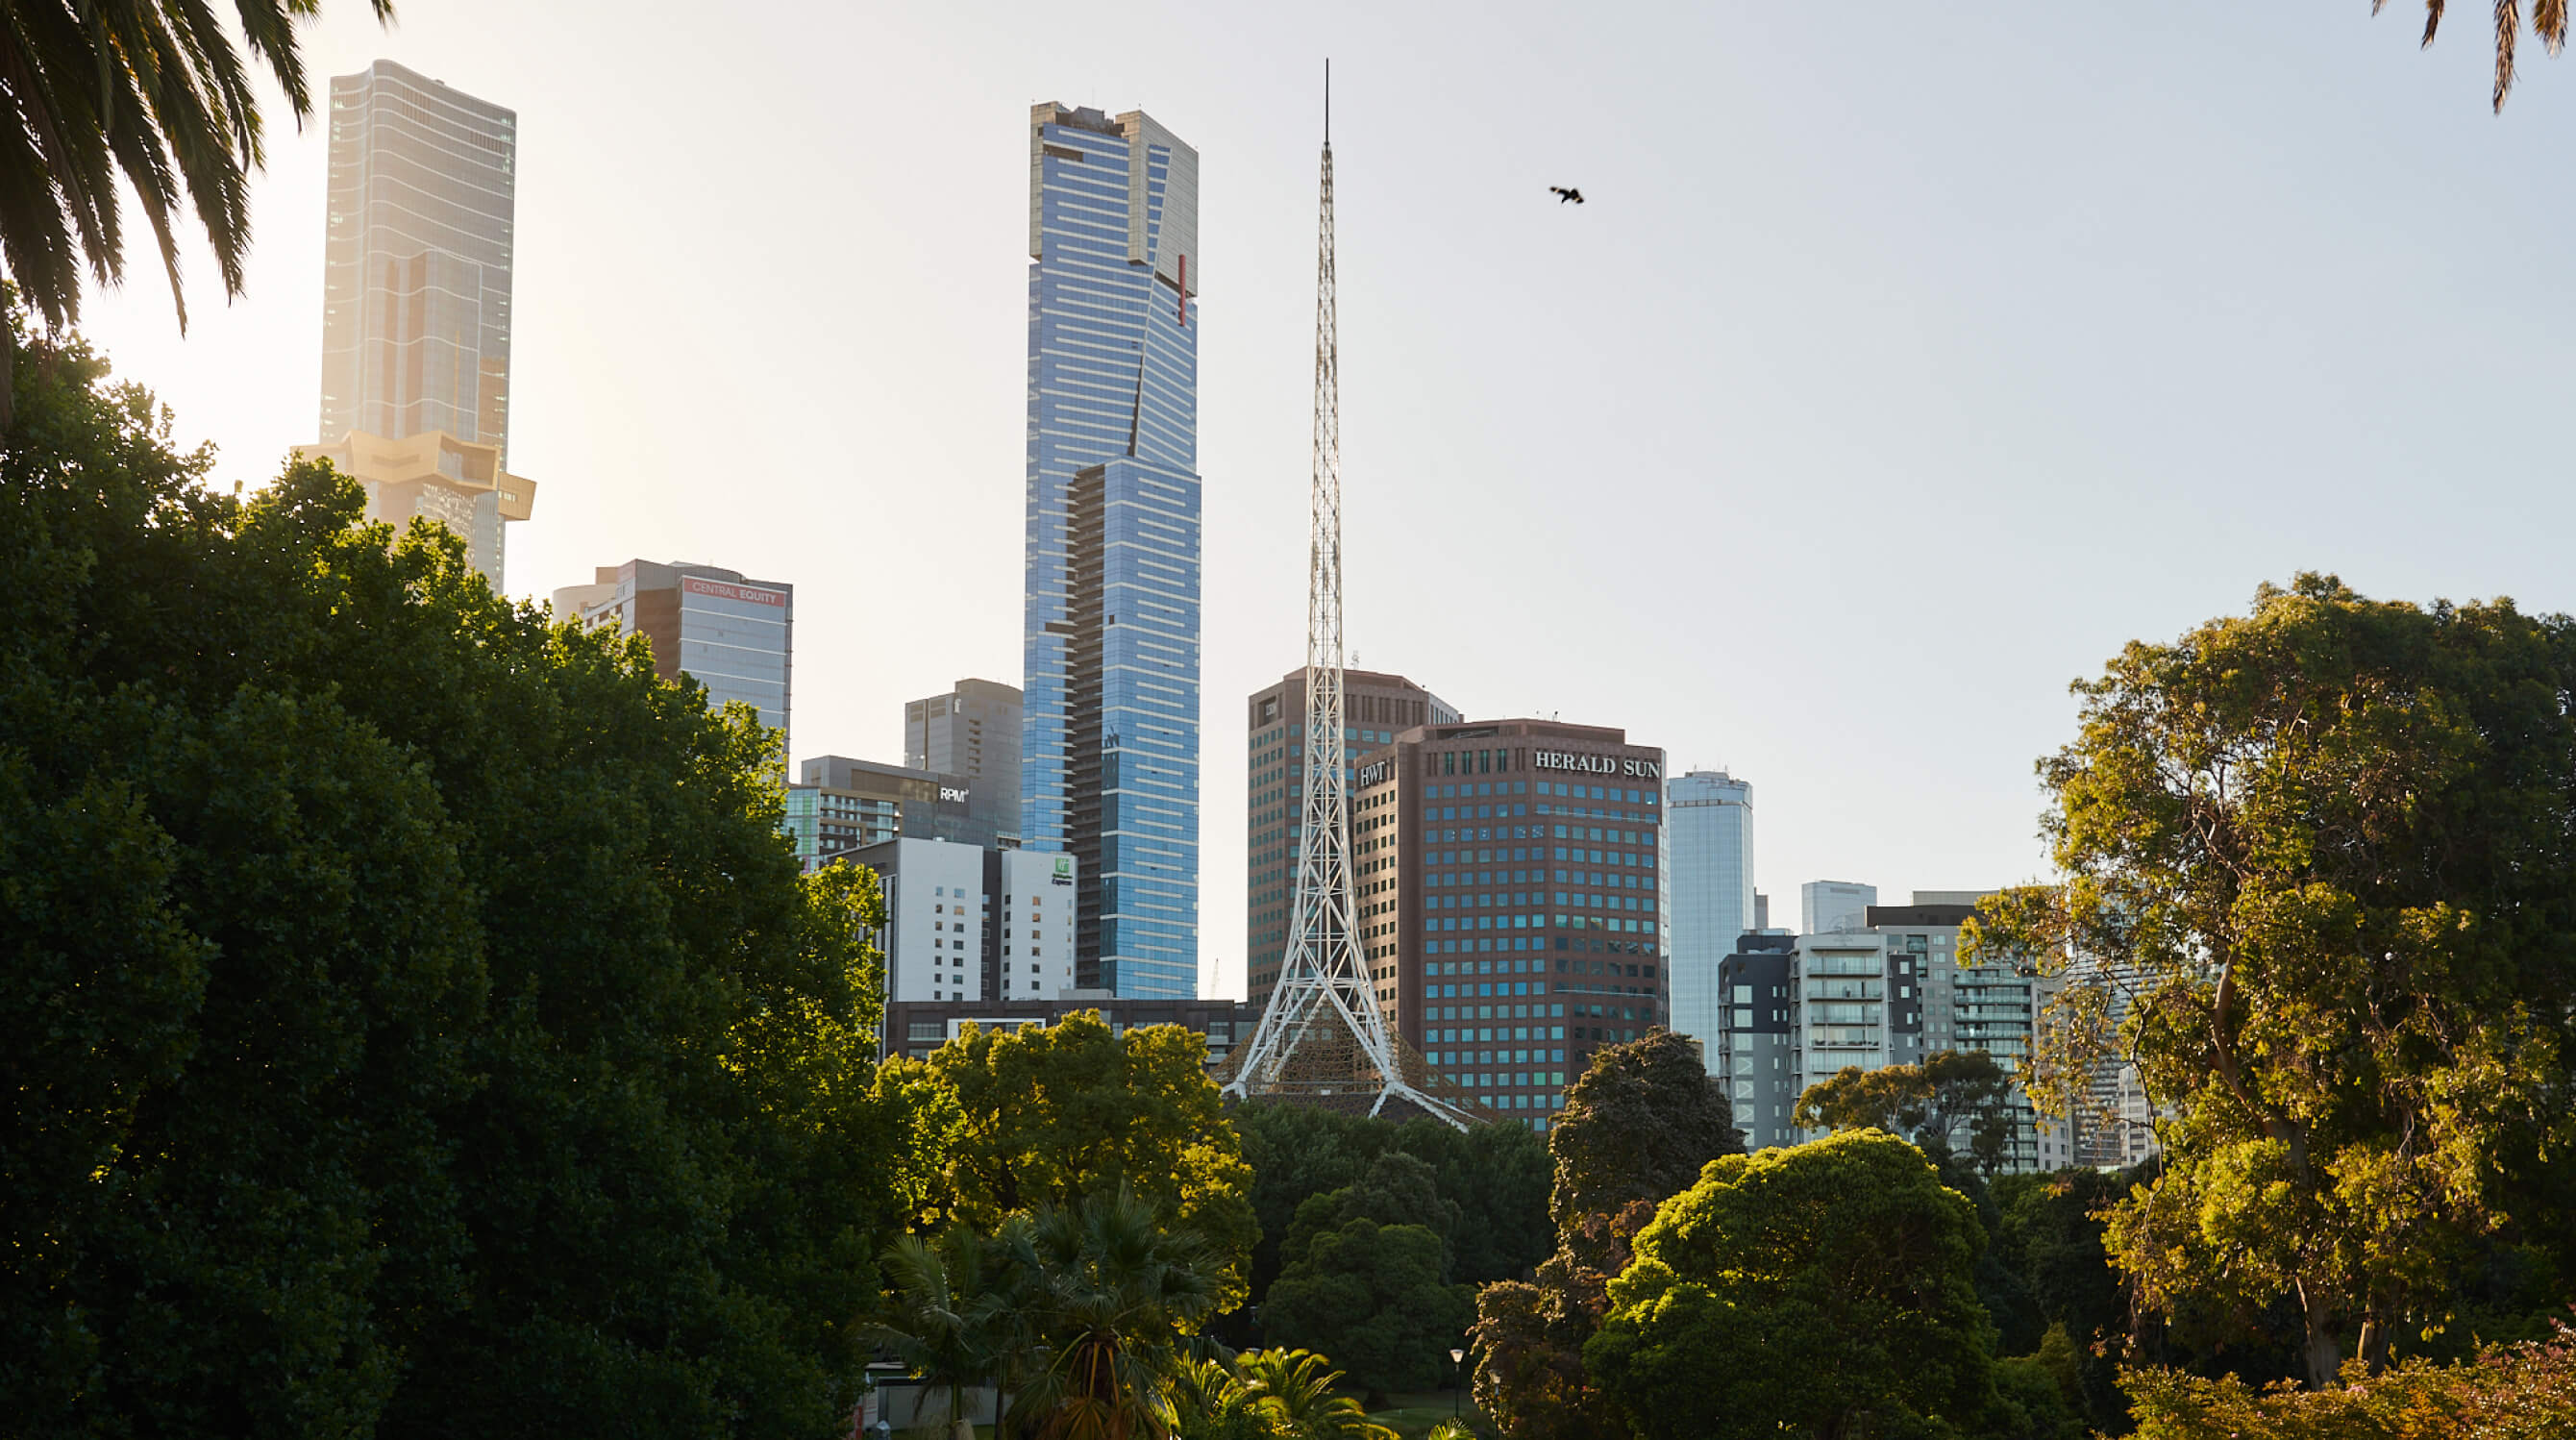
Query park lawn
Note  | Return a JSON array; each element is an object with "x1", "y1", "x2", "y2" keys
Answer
[{"x1": 1364, "y1": 1393, "x2": 1480, "y2": 1437}]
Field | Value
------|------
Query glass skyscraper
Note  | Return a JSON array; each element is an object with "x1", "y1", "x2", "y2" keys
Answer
[
  {"x1": 318, "y1": 60, "x2": 517, "y2": 462},
  {"x1": 1667, "y1": 769, "x2": 1755, "y2": 1068},
  {"x1": 1020, "y1": 102, "x2": 1201, "y2": 999}
]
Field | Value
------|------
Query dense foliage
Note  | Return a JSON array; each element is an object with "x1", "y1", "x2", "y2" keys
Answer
[
  {"x1": 887, "y1": 1009, "x2": 1258, "y2": 1314},
  {"x1": 2124, "y1": 1320, "x2": 2576, "y2": 1440},
  {"x1": 1265, "y1": 1217, "x2": 1475, "y2": 1396},
  {"x1": 0, "y1": 324, "x2": 912, "y2": 1438},
  {"x1": 1234, "y1": 1099, "x2": 1551, "y2": 1302},
  {"x1": 1470, "y1": 1031, "x2": 1741, "y2": 1440},
  {"x1": 1173, "y1": 1349, "x2": 1394, "y2": 1440},
  {"x1": 1974, "y1": 576, "x2": 2576, "y2": 1386},
  {"x1": 1796, "y1": 1049, "x2": 2019, "y2": 1174},
  {"x1": 1586, "y1": 1130, "x2": 1999, "y2": 1440}
]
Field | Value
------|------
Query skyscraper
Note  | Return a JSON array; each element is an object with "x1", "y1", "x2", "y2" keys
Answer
[
  {"x1": 905, "y1": 679, "x2": 1024, "y2": 848},
  {"x1": 1666, "y1": 769, "x2": 1755, "y2": 1068},
  {"x1": 311, "y1": 61, "x2": 526, "y2": 586},
  {"x1": 1244, "y1": 667, "x2": 1456, "y2": 1006},
  {"x1": 1341, "y1": 717, "x2": 1671, "y2": 1127},
  {"x1": 318, "y1": 61, "x2": 517, "y2": 461},
  {"x1": 553, "y1": 560, "x2": 792, "y2": 751},
  {"x1": 1020, "y1": 102, "x2": 1202, "y2": 999}
]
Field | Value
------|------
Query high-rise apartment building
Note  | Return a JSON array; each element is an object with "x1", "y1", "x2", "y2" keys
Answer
[
  {"x1": 1329, "y1": 718, "x2": 1667, "y2": 1127},
  {"x1": 905, "y1": 680, "x2": 1024, "y2": 825},
  {"x1": 310, "y1": 61, "x2": 527, "y2": 585},
  {"x1": 554, "y1": 561, "x2": 792, "y2": 750},
  {"x1": 1717, "y1": 933, "x2": 1802, "y2": 1149},
  {"x1": 1717, "y1": 891, "x2": 2060, "y2": 1171},
  {"x1": 1666, "y1": 770, "x2": 1755, "y2": 1069},
  {"x1": 1801, "y1": 880, "x2": 1878, "y2": 935},
  {"x1": 1245, "y1": 668, "x2": 1458, "y2": 999},
  {"x1": 1020, "y1": 102, "x2": 1203, "y2": 999}
]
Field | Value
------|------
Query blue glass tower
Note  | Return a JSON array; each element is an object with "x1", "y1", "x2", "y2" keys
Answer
[{"x1": 1022, "y1": 103, "x2": 1201, "y2": 998}]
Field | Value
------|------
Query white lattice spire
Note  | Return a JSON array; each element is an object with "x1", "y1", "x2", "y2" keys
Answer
[{"x1": 1223, "y1": 68, "x2": 1475, "y2": 1130}]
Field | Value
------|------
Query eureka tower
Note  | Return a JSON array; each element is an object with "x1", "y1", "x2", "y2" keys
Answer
[{"x1": 1021, "y1": 103, "x2": 1202, "y2": 998}]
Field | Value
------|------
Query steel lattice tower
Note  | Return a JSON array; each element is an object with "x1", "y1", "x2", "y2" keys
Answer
[{"x1": 1224, "y1": 72, "x2": 1477, "y2": 1130}]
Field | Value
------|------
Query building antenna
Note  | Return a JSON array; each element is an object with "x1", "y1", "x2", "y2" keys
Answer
[{"x1": 1225, "y1": 67, "x2": 1474, "y2": 1130}]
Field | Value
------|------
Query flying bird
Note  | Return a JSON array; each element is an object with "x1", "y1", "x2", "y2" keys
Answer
[{"x1": 1549, "y1": 186, "x2": 1586, "y2": 205}]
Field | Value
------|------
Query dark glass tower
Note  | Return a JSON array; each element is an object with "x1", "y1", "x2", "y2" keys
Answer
[{"x1": 1021, "y1": 102, "x2": 1201, "y2": 999}]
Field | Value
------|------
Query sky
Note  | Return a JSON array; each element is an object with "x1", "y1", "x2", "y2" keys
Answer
[{"x1": 70, "y1": 2, "x2": 2576, "y2": 1001}]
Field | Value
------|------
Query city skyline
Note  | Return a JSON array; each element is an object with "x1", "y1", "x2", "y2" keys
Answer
[{"x1": 67, "y1": 4, "x2": 2576, "y2": 1003}]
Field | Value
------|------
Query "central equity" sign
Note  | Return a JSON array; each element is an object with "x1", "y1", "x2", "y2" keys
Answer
[{"x1": 1533, "y1": 751, "x2": 1663, "y2": 781}]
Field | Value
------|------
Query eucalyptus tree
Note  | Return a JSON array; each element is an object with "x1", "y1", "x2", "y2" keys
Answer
[{"x1": 1974, "y1": 574, "x2": 2576, "y2": 1386}]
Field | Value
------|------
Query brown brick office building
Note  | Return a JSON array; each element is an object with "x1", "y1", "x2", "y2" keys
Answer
[
  {"x1": 1350, "y1": 718, "x2": 1669, "y2": 1127},
  {"x1": 1244, "y1": 668, "x2": 1458, "y2": 1007}
]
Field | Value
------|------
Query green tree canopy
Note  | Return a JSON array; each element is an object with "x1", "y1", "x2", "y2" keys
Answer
[
  {"x1": 1795, "y1": 1048, "x2": 2019, "y2": 1174},
  {"x1": 2124, "y1": 1321, "x2": 2576, "y2": 1440},
  {"x1": 1584, "y1": 1130, "x2": 1997, "y2": 1440},
  {"x1": 895, "y1": 1010, "x2": 1258, "y2": 1313},
  {"x1": 1277, "y1": 1151, "x2": 1459, "y2": 1279},
  {"x1": 1008, "y1": 1188, "x2": 1224, "y2": 1440},
  {"x1": 0, "y1": 322, "x2": 914, "y2": 1437},
  {"x1": 1545, "y1": 1029, "x2": 1740, "y2": 1234},
  {"x1": 1972, "y1": 575, "x2": 2576, "y2": 1386},
  {"x1": 1469, "y1": 1031, "x2": 1745, "y2": 1440},
  {"x1": 1234, "y1": 1100, "x2": 1548, "y2": 1302},
  {"x1": 1263, "y1": 1218, "x2": 1475, "y2": 1398}
]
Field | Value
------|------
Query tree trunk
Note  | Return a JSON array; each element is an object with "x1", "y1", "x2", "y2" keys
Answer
[{"x1": 2298, "y1": 1283, "x2": 2344, "y2": 1389}]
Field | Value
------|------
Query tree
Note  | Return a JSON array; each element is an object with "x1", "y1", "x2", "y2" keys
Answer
[
  {"x1": 1010, "y1": 1188, "x2": 1224, "y2": 1440},
  {"x1": 1972, "y1": 575, "x2": 2576, "y2": 1387},
  {"x1": 1469, "y1": 1032, "x2": 1743, "y2": 1440},
  {"x1": 1583, "y1": 1130, "x2": 1998, "y2": 1440},
  {"x1": 1986, "y1": 1170, "x2": 2132, "y2": 1430},
  {"x1": 1170, "y1": 1355, "x2": 1294, "y2": 1440},
  {"x1": 0, "y1": 319, "x2": 916, "y2": 1437},
  {"x1": 0, "y1": 0, "x2": 390, "y2": 426},
  {"x1": 1544, "y1": 1030, "x2": 1741, "y2": 1238},
  {"x1": 1795, "y1": 1049, "x2": 2018, "y2": 1174},
  {"x1": 866, "y1": 1229, "x2": 1026, "y2": 1440},
  {"x1": 1233, "y1": 1102, "x2": 1548, "y2": 1303},
  {"x1": 2123, "y1": 1318, "x2": 2576, "y2": 1440},
  {"x1": 2375, "y1": 0, "x2": 2566, "y2": 112},
  {"x1": 1277, "y1": 1151, "x2": 1459, "y2": 1279},
  {"x1": 902, "y1": 1010, "x2": 1258, "y2": 1313},
  {"x1": 1229, "y1": 1349, "x2": 1395, "y2": 1440},
  {"x1": 1263, "y1": 1219, "x2": 1476, "y2": 1396}
]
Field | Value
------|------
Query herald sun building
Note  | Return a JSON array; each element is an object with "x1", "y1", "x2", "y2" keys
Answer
[{"x1": 1344, "y1": 718, "x2": 1670, "y2": 1126}]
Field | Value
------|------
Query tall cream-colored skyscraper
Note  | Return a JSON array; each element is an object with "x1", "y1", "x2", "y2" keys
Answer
[{"x1": 309, "y1": 61, "x2": 529, "y2": 587}]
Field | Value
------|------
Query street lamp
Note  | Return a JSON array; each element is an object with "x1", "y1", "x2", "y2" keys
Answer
[{"x1": 1449, "y1": 1347, "x2": 1467, "y2": 1419}]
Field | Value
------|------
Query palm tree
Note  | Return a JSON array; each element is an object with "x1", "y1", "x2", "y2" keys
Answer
[
  {"x1": 866, "y1": 1228, "x2": 1022, "y2": 1440},
  {"x1": 0, "y1": 0, "x2": 386, "y2": 425},
  {"x1": 2376, "y1": 0, "x2": 2569, "y2": 111},
  {"x1": 1231, "y1": 1351, "x2": 1393, "y2": 1440},
  {"x1": 1010, "y1": 1188, "x2": 1223, "y2": 1440}
]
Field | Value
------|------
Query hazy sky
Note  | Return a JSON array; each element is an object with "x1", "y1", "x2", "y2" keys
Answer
[{"x1": 73, "y1": 3, "x2": 2576, "y2": 1000}]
